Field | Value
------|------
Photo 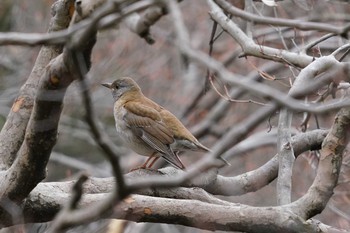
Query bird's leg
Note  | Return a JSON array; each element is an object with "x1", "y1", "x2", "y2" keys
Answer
[
  {"x1": 141, "y1": 154, "x2": 157, "y2": 168},
  {"x1": 147, "y1": 156, "x2": 160, "y2": 168},
  {"x1": 130, "y1": 153, "x2": 158, "y2": 171}
]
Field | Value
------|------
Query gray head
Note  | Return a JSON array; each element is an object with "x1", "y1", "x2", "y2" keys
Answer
[{"x1": 101, "y1": 77, "x2": 142, "y2": 101}]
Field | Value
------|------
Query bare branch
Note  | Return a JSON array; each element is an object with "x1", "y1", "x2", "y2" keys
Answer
[
  {"x1": 214, "y1": 0, "x2": 350, "y2": 35},
  {"x1": 23, "y1": 188, "x2": 323, "y2": 233},
  {"x1": 0, "y1": 0, "x2": 160, "y2": 47},
  {"x1": 191, "y1": 62, "x2": 283, "y2": 138},
  {"x1": 124, "y1": 4, "x2": 168, "y2": 44},
  {"x1": 276, "y1": 55, "x2": 340, "y2": 205},
  {"x1": 208, "y1": 0, "x2": 314, "y2": 68},
  {"x1": 206, "y1": 129, "x2": 327, "y2": 196},
  {"x1": 0, "y1": 0, "x2": 95, "y2": 212},
  {"x1": 1, "y1": 0, "x2": 350, "y2": 231},
  {"x1": 0, "y1": 0, "x2": 74, "y2": 170},
  {"x1": 176, "y1": 37, "x2": 350, "y2": 113},
  {"x1": 291, "y1": 107, "x2": 350, "y2": 219},
  {"x1": 302, "y1": 33, "x2": 337, "y2": 53}
]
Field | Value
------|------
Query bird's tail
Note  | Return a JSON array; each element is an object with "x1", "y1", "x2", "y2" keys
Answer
[
  {"x1": 162, "y1": 151, "x2": 186, "y2": 170},
  {"x1": 195, "y1": 141, "x2": 230, "y2": 166}
]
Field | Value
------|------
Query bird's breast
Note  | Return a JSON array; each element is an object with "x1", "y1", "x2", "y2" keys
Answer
[
  {"x1": 113, "y1": 106, "x2": 129, "y2": 132},
  {"x1": 113, "y1": 105, "x2": 156, "y2": 156}
]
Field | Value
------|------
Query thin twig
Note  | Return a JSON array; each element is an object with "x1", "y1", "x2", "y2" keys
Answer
[
  {"x1": 339, "y1": 48, "x2": 350, "y2": 62},
  {"x1": 214, "y1": 0, "x2": 350, "y2": 35},
  {"x1": 205, "y1": 20, "x2": 219, "y2": 92},
  {"x1": 209, "y1": 74, "x2": 267, "y2": 105},
  {"x1": 302, "y1": 33, "x2": 336, "y2": 53},
  {"x1": 331, "y1": 43, "x2": 350, "y2": 57}
]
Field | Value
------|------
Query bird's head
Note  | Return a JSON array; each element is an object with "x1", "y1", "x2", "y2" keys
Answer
[{"x1": 102, "y1": 77, "x2": 142, "y2": 101}]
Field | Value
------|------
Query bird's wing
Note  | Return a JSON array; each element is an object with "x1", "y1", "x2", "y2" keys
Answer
[
  {"x1": 124, "y1": 101, "x2": 173, "y2": 145},
  {"x1": 124, "y1": 102, "x2": 185, "y2": 169}
]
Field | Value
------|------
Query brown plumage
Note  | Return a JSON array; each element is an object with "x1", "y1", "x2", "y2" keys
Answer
[{"x1": 102, "y1": 77, "x2": 212, "y2": 170}]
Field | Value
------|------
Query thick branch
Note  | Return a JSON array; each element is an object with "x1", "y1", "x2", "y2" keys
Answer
[
  {"x1": 290, "y1": 107, "x2": 350, "y2": 219},
  {"x1": 0, "y1": 129, "x2": 329, "y2": 229},
  {"x1": 0, "y1": 0, "x2": 74, "y2": 170},
  {"x1": 276, "y1": 55, "x2": 340, "y2": 205},
  {"x1": 276, "y1": 108, "x2": 294, "y2": 205},
  {"x1": 0, "y1": 0, "x2": 96, "y2": 209},
  {"x1": 0, "y1": 54, "x2": 73, "y2": 204},
  {"x1": 23, "y1": 186, "x2": 321, "y2": 233},
  {"x1": 206, "y1": 129, "x2": 327, "y2": 196},
  {"x1": 25, "y1": 129, "x2": 327, "y2": 199}
]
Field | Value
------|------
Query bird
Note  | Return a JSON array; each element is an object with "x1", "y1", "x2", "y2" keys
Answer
[{"x1": 102, "y1": 76, "x2": 213, "y2": 170}]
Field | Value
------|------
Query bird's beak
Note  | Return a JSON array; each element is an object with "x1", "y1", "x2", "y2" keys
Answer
[{"x1": 101, "y1": 83, "x2": 112, "y2": 89}]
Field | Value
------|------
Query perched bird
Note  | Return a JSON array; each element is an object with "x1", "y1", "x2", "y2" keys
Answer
[{"x1": 102, "y1": 77, "x2": 212, "y2": 170}]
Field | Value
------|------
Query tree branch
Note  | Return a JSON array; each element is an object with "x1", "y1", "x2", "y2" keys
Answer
[
  {"x1": 0, "y1": 0, "x2": 74, "y2": 170},
  {"x1": 166, "y1": 18, "x2": 350, "y2": 113},
  {"x1": 214, "y1": 0, "x2": 350, "y2": 35},
  {"x1": 22, "y1": 188, "x2": 323, "y2": 233},
  {"x1": 206, "y1": 129, "x2": 327, "y2": 196},
  {"x1": 276, "y1": 55, "x2": 341, "y2": 205},
  {"x1": 208, "y1": 0, "x2": 314, "y2": 68},
  {"x1": 291, "y1": 107, "x2": 350, "y2": 219},
  {"x1": 0, "y1": 0, "x2": 96, "y2": 218},
  {"x1": 124, "y1": 4, "x2": 169, "y2": 44}
]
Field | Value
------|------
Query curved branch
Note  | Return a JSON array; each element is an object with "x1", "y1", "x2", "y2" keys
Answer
[
  {"x1": 290, "y1": 107, "x2": 350, "y2": 219},
  {"x1": 205, "y1": 129, "x2": 327, "y2": 196}
]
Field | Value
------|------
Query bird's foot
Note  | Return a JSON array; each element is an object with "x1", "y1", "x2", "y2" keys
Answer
[{"x1": 129, "y1": 166, "x2": 156, "y2": 172}]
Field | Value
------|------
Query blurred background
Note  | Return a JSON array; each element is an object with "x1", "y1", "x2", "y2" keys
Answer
[{"x1": 1, "y1": 0, "x2": 350, "y2": 232}]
